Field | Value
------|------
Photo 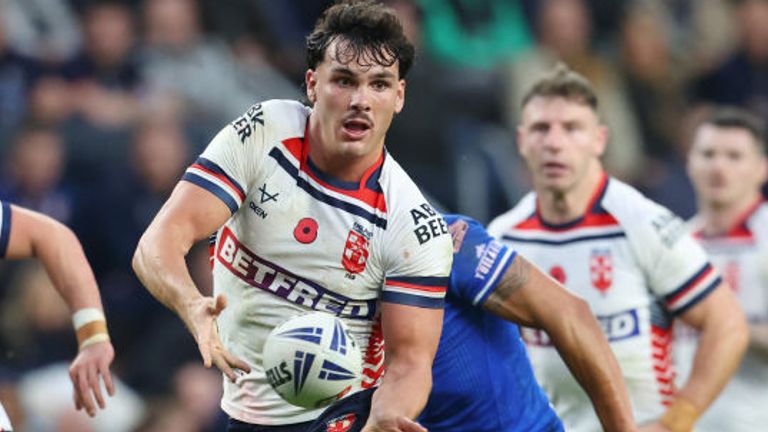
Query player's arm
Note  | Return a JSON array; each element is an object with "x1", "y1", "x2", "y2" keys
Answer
[
  {"x1": 6, "y1": 205, "x2": 114, "y2": 417},
  {"x1": 483, "y1": 255, "x2": 636, "y2": 432},
  {"x1": 363, "y1": 303, "x2": 442, "y2": 432},
  {"x1": 653, "y1": 283, "x2": 748, "y2": 432},
  {"x1": 132, "y1": 182, "x2": 250, "y2": 380}
]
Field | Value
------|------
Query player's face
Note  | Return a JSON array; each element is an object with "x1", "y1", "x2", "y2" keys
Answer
[
  {"x1": 305, "y1": 38, "x2": 405, "y2": 161},
  {"x1": 517, "y1": 96, "x2": 607, "y2": 194},
  {"x1": 688, "y1": 124, "x2": 767, "y2": 209}
]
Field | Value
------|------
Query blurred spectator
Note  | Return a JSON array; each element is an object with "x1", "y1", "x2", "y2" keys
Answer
[
  {"x1": 417, "y1": 0, "x2": 532, "y2": 69},
  {"x1": 26, "y1": 76, "x2": 75, "y2": 127},
  {"x1": 618, "y1": 2, "x2": 700, "y2": 218},
  {"x1": 506, "y1": 0, "x2": 645, "y2": 182},
  {"x1": 0, "y1": 262, "x2": 74, "y2": 370},
  {"x1": 384, "y1": 0, "x2": 520, "y2": 222},
  {"x1": 134, "y1": 362, "x2": 223, "y2": 431},
  {"x1": 0, "y1": 0, "x2": 81, "y2": 62},
  {"x1": 62, "y1": 0, "x2": 142, "y2": 128},
  {"x1": 141, "y1": 0, "x2": 299, "y2": 125},
  {"x1": 619, "y1": 1, "x2": 690, "y2": 161},
  {"x1": 0, "y1": 126, "x2": 72, "y2": 223},
  {"x1": 18, "y1": 363, "x2": 144, "y2": 432},
  {"x1": 0, "y1": 20, "x2": 43, "y2": 137},
  {"x1": 693, "y1": 0, "x2": 768, "y2": 119}
]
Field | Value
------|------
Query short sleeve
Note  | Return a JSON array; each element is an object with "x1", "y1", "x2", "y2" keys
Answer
[
  {"x1": 632, "y1": 206, "x2": 721, "y2": 315},
  {"x1": 382, "y1": 202, "x2": 453, "y2": 309},
  {"x1": 0, "y1": 201, "x2": 11, "y2": 258},
  {"x1": 182, "y1": 104, "x2": 265, "y2": 214},
  {"x1": 444, "y1": 214, "x2": 517, "y2": 307}
]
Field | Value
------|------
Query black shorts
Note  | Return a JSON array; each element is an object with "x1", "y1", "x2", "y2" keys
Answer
[
  {"x1": 226, "y1": 418, "x2": 313, "y2": 432},
  {"x1": 306, "y1": 388, "x2": 376, "y2": 432},
  {"x1": 225, "y1": 389, "x2": 375, "y2": 432}
]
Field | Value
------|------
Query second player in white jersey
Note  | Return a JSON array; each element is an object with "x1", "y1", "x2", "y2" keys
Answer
[
  {"x1": 489, "y1": 64, "x2": 747, "y2": 432},
  {"x1": 184, "y1": 99, "x2": 452, "y2": 424},
  {"x1": 489, "y1": 175, "x2": 720, "y2": 428},
  {"x1": 676, "y1": 107, "x2": 768, "y2": 431},
  {"x1": 673, "y1": 201, "x2": 768, "y2": 431}
]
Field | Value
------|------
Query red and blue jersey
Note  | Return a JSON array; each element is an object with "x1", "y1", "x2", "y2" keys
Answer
[
  {"x1": 489, "y1": 175, "x2": 720, "y2": 429},
  {"x1": 182, "y1": 100, "x2": 453, "y2": 425}
]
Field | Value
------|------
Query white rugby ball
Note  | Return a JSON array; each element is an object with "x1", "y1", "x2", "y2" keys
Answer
[{"x1": 262, "y1": 312, "x2": 363, "y2": 408}]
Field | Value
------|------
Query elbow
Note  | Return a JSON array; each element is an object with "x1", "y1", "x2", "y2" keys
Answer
[
  {"x1": 541, "y1": 293, "x2": 595, "y2": 341},
  {"x1": 563, "y1": 294, "x2": 594, "y2": 326}
]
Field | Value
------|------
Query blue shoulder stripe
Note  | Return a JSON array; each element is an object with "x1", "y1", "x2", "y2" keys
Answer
[
  {"x1": 386, "y1": 276, "x2": 449, "y2": 286},
  {"x1": 182, "y1": 173, "x2": 240, "y2": 214},
  {"x1": 195, "y1": 157, "x2": 246, "y2": 197}
]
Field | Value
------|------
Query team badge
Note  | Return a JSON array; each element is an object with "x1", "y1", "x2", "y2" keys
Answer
[
  {"x1": 342, "y1": 229, "x2": 369, "y2": 274},
  {"x1": 549, "y1": 265, "x2": 566, "y2": 284},
  {"x1": 589, "y1": 249, "x2": 613, "y2": 294},
  {"x1": 326, "y1": 413, "x2": 357, "y2": 432}
]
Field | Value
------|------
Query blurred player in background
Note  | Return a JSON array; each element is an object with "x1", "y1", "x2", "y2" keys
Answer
[
  {"x1": 0, "y1": 201, "x2": 115, "y2": 430},
  {"x1": 132, "y1": 1, "x2": 452, "y2": 431},
  {"x1": 417, "y1": 214, "x2": 635, "y2": 431},
  {"x1": 680, "y1": 106, "x2": 768, "y2": 431},
  {"x1": 489, "y1": 64, "x2": 748, "y2": 432}
]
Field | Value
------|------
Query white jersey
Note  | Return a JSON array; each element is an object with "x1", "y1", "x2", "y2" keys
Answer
[
  {"x1": 488, "y1": 175, "x2": 720, "y2": 431},
  {"x1": 182, "y1": 100, "x2": 453, "y2": 425},
  {"x1": 674, "y1": 200, "x2": 768, "y2": 432}
]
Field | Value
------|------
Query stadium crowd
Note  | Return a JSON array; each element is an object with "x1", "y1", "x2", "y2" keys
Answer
[{"x1": 0, "y1": 0, "x2": 766, "y2": 430}]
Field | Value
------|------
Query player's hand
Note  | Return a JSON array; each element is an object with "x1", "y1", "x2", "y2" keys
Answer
[
  {"x1": 184, "y1": 294, "x2": 251, "y2": 382},
  {"x1": 638, "y1": 422, "x2": 671, "y2": 432},
  {"x1": 69, "y1": 340, "x2": 115, "y2": 417},
  {"x1": 361, "y1": 416, "x2": 427, "y2": 432}
]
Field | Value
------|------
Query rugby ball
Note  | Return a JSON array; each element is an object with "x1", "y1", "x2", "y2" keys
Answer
[{"x1": 262, "y1": 312, "x2": 362, "y2": 408}]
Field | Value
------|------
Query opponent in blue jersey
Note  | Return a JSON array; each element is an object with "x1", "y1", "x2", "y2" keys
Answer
[{"x1": 418, "y1": 215, "x2": 636, "y2": 431}]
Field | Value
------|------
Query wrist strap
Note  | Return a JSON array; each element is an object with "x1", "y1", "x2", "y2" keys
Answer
[
  {"x1": 72, "y1": 308, "x2": 110, "y2": 350},
  {"x1": 660, "y1": 397, "x2": 699, "y2": 432}
]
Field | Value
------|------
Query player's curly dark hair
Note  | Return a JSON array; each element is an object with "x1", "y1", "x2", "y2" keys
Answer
[
  {"x1": 522, "y1": 63, "x2": 599, "y2": 111},
  {"x1": 306, "y1": 0, "x2": 415, "y2": 79}
]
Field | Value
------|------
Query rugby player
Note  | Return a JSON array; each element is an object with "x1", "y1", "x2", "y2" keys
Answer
[
  {"x1": 679, "y1": 107, "x2": 768, "y2": 431},
  {"x1": 132, "y1": 2, "x2": 452, "y2": 431},
  {"x1": 0, "y1": 202, "x2": 114, "y2": 429},
  {"x1": 489, "y1": 65, "x2": 749, "y2": 432}
]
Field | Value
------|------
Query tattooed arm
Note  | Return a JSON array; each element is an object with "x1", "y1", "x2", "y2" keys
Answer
[{"x1": 483, "y1": 255, "x2": 635, "y2": 432}]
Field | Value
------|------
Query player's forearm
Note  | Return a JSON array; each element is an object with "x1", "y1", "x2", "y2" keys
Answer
[
  {"x1": 33, "y1": 217, "x2": 103, "y2": 312},
  {"x1": 369, "y1": 354, "x2": 432, "y2": 422},
  {"x1": 132, "y1": 225, "x2": 202, "y2": 323},
  {"x1": 677, "y1": 308, "x2": 748, "y2": 411},
  {"x1": 548, "y1": 300, "x2": 636, "y2": 431}
]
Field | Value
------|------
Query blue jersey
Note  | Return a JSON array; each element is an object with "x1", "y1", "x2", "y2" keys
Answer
[{"x1": 418, "y1": 215, "x2": 562, "y2": 432}]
